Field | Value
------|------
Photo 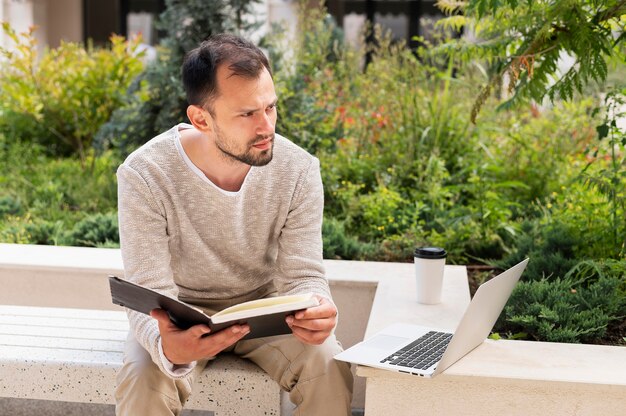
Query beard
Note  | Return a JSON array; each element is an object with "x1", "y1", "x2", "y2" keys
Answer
[{"x1": 213, "y1": 124, "x2": 274, "y2": 167}]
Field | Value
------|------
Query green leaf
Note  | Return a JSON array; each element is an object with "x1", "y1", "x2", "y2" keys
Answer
[{"x1": 596, "y1": 124, "x2": 609, "y2": 140}]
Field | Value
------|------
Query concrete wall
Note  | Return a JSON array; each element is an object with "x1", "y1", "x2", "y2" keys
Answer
[
  {"x1": 1, "y1": 0, "x2": 35, "y2": 50},
  {"x1": 44, "y1": 0, "x2": 82, "y2": 47},
  {"x1": 0, "y1": 0, "x2": 82, "y2": 53}
]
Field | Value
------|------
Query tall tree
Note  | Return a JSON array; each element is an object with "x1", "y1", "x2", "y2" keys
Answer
[{"x1": 435, "y1": 0, "x2": 626, "y2": 122}]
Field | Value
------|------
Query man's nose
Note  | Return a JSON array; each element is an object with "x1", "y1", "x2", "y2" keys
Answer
[{"x1": 256, "y1": 112, "x2": 275, "y2": 136}]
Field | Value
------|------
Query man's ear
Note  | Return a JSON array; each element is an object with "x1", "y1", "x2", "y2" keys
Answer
[{"x1": 187, "y1": 105, "x2": 213, "y2": 134}]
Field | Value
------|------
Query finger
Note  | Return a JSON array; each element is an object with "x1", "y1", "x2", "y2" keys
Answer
[
  {"x1": 290, "y1": 326, "x2": 329, "y2": 345},
  {"x1": 150, "y1": 309, "x2": 210, "y2": 336},
  {"x1": 202, "y1": 325, "x2": 251, "y2": 354},
  {"x1": 294, "y1": 299, "x2": 337, "y2": 320},
  {"x1": 150, "y1": 308, "x2": 178, "y2": 330},
  {"x1": 150, "y1": 308, "x2": 169, "y2": 322},
  {"x1": 287, "y1": 315, "x2": 335, "y2": 332},
  {"x1": 188, "y1": 323, "x2": 211, "y2": 337}
]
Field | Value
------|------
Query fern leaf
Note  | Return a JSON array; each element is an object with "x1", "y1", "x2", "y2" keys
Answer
[
  {"x1": 436, "y1": 15, "x2": 469, "y2": 31},
  {"x1": 436, "y1": 0, "x2": 468, "y2": 14}
]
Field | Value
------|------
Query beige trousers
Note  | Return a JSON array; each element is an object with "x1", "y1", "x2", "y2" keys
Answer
[{"x1": 115, "y1": 331, "x2": 353, "y2": 416}]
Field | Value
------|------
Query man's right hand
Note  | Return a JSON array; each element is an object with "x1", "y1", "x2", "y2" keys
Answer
[{"x1": 150, "y1": 308, "x2": 250, "y2": 365}]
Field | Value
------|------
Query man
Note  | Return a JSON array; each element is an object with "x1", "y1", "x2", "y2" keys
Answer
[{"x1": 114, "y1": 34, "x2": 353, "y2": 415}]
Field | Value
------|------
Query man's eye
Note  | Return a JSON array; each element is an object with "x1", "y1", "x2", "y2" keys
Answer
[{"x1": 242, "y1": 112, "x2": 254, "y2": 117}]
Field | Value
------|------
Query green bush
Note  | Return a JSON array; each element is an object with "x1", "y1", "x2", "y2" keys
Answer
[
  {"x1": 0, "y1": 135, "x2": 119, "y2": 245},
  {"x1": 0, "y1": 145, "x2": 119, "y2": 220},
  {"x1": 267, "y1": 8, "x2": 529, "y2": 263},
  {"x1": 497, "y1": 259, "x2": 626, "y2": 343},
  {"x1": 322, "y1": 217, "x2": 373, "y2": 260},
  {"x1": 24, "y1": 219, "x2": 66, "y2": 245},
  {"x1": 0, "y1": 196, "x2": 22, "y2": 217},
  {"x1": 0, "y1": 24, "x2": 144, "y2": 161},
  {"x1": 269, "y1": 8, "x2": 348, "y2": 154},
  {"x1": 474, "y1": 100, "x2": 597, "y2": 207},
  {"x1": 67, "y1": 213, "x2": 119, "y2": 247},
  {"x1": 496, "y1": 221, "x2": 580, "y2": 282}
]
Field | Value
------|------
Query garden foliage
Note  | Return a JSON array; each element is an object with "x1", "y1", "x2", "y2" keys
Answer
[
  {"x1": 497, "y1": 259, "x2": 626, "y2": 343},
  {"x1": 0, "y1": 135, "x2": 119, "y2": 246},
  {"x1": 268, "y1": 4, "x2": 625, "y2": 265},
  {"x1": 0, "y1": 23, "x2": 144, "y2": 161}
]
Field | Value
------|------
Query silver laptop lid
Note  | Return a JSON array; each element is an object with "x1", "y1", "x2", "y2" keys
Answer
[{"x1": 433, "y1": 258, "x2": 529, "y2": 376}]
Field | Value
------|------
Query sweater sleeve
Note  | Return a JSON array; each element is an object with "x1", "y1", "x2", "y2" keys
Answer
[
  {"x1": 274, "y1": 157, "x2": 332, "y2": 300},
  {"x1": 117, "y1": 163, "x2": 195, "y2": 379}
]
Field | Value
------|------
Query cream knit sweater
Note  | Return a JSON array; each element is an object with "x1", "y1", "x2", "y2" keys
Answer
[{"x1": 117, "y1": 124, "x2": 331, "y2": 377}]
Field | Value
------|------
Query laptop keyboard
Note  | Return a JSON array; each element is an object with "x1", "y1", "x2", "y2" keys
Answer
[{"x1": 380, "y1": 331, "x2": 453, "y2": 370}]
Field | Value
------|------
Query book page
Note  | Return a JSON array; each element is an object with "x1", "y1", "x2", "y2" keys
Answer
[{"x1": 213, "y1": 293, "x2": 316, "y2": 318}]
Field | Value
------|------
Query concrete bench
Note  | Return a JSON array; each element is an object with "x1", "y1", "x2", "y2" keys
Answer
[
  {"x1": 0, "y1": 243, "x2": 377, "y2": 413},
  {"x1": 0, "y1": 305, "x2": 281, "y2": 415}
]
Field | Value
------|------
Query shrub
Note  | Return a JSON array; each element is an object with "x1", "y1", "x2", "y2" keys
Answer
[
  {"x1": 0, "y1": 24, "x2": 144, "y2": 161},
  {"x1": 537, "y1": 178, "x2": 624, "y2": 260},
  {"x1": 473, "y1": 100, "x2": 597, "y2": 207},
  {"x1": 0, "y1": 137, "x2": 119, "y2": 245},
  {"x1": 497, "y1": 259, "x2": 626, "y2": 344},
  {"x1": 0, "y1": 213, "x2": 66, "y2": 245},
  {"x1": 495, "y1": 221, "x2": 580, "y2": 282},
  {"x1": 578, "y1": 88, "x2": 626, "y2": 257},
  {"x1": 322, "y1": 217, "x2": 373, "y2": 260},
  {"x1": 0, "y1": 196, "x2": 22, "y2": 217},
  {"x1": 24, "y1": 219, "x2": 66, "y2": 245},
  {"x1": 67, "y1": 213, "x2": 119, "y2": 247}
]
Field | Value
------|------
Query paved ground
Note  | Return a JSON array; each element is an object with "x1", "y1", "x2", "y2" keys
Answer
[
  {"x1": 0, "y1": 398, "x2": 213, "y2": 416},
  {"x1": 0, "y1": 398, "x2": 365, "y2": 415}
]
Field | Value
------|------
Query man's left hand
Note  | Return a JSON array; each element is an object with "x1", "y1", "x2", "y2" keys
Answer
[{"x1": 286, "y1": 295, "x2": 337, "y2": 345}]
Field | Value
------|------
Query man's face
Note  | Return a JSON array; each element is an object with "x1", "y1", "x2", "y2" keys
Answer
[{"x1": 207, "y1": 66, "x2": 277, "y2": 167}]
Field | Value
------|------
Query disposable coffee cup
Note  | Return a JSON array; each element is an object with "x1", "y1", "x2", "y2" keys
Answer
[{"x1": 414, "y1": 247, "x2": 447, "y2": 304}]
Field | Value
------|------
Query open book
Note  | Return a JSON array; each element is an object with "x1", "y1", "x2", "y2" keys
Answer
[{"x1": 108, "y1": 276, "x2": 319, "y2": 340}]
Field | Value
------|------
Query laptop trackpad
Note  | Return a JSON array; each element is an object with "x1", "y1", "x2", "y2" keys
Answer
[{"x1": 363, "y1": 334, "x2": 410, "y2": 350}]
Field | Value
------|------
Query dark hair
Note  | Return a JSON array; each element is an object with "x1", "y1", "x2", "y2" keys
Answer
[{"x1": 181, "y1": 33, "x2": 272, "y2": 111}]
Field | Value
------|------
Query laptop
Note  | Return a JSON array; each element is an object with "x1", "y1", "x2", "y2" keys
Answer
[{"x1": 334, "y1": 258, "x2": 529, "y2": 378}]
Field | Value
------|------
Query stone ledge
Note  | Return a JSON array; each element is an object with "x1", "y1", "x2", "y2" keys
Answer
[
  {"x1": 0, "y1": 243, "x2": 382, "y2": 410},
  {"x1": 357, "y1": 338, "x2": 626, "y2": 386},
  {"x1": 0, "y1": 305, "x2": 281, "y2": 414}
]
